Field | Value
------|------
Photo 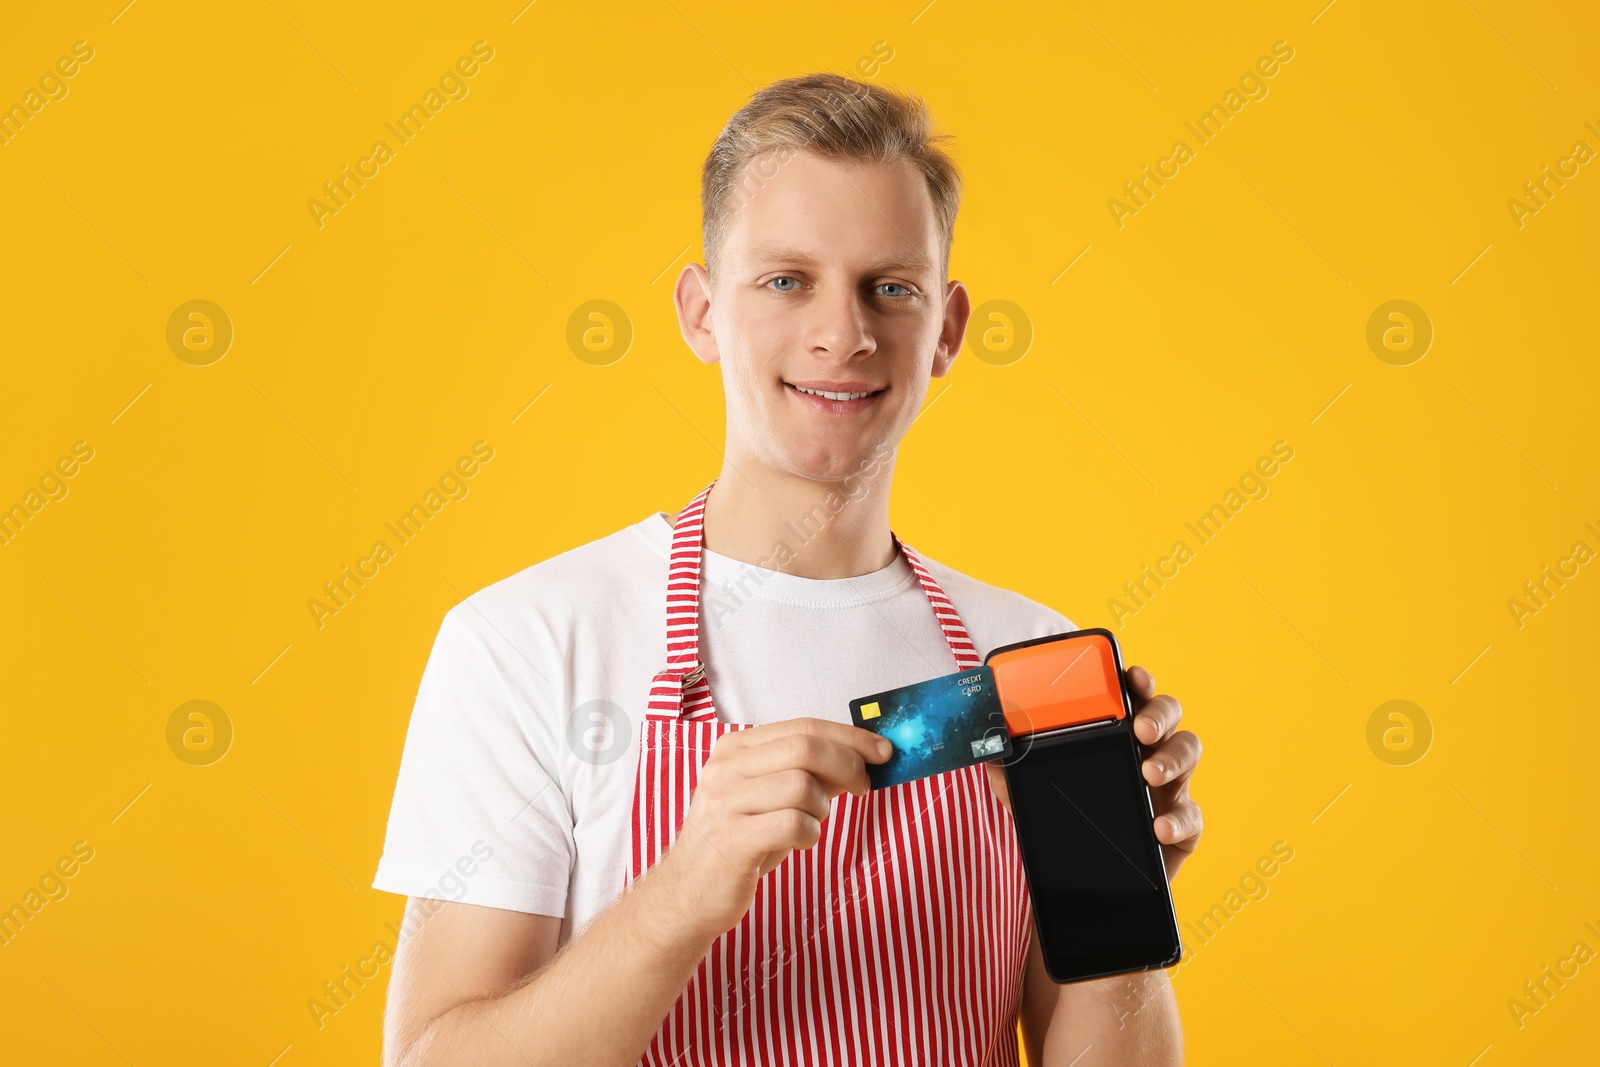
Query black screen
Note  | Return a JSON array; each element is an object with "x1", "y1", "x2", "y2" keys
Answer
[{"x1": 1006, "y1": 727, "x2": 1181, "y2": 981}]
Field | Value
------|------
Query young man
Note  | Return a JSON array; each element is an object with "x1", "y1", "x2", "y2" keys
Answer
[{"x1": 375, "y1": 73, "x2": 1203, "y2": 1066}]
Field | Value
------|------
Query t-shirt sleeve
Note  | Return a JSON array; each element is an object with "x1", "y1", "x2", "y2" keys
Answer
[
  {"x1": 373, "y1": 602, "x2": 573, "y2": 917},
  {"x1": 1042, "y1": 606, "x2": 1077, "y2": 634}
]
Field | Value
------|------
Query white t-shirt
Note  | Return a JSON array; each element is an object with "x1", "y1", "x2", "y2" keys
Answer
[{"x1": 373, "y1": 511, "x2": 1075, "y2": 946}]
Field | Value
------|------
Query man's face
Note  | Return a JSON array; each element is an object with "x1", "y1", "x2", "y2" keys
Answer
[{"x1": 677, "y1": 148, "x2": 968, "y2": 483}]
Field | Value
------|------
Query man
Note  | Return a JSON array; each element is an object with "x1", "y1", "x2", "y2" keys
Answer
[{"x1": 374, "y1": 72, "x2": 1202, "y2": 1066}]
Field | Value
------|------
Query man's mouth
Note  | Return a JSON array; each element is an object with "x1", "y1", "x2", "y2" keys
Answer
[
  {"x1": 783, "y1": 380, "x2": 887, "y2": 414},
  {"x1": 788, "y1": 384, "x2": 881, "y2": 400}
]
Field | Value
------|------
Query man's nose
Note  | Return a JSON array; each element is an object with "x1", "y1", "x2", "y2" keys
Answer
[{"x1": 806, "y1": 285, "x2": 874, "y2": 359}]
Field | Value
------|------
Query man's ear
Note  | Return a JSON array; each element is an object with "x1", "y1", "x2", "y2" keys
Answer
[
  {"x1": 931, "y1": 279, "x2": 971, "y2": 378},
  {"x1": 674, "y1": 262, "x2": 721, "y2": 366}
]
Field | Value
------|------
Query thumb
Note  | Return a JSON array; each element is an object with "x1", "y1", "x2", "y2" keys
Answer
[{"x1": 984, "y1": 760, "x2": 1012, "y2": 813}]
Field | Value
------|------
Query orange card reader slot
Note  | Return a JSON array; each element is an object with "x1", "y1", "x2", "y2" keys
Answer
[{"x1": 989, "y1": 633, "x2": 1126, "y2": 737}]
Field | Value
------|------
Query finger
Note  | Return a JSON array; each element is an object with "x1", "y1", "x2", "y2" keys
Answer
[
  {"x1": 1154, "y1": 795, "x2": 1203, "y2": 849},
  {"x1": 1134, "y1": 692, "x2": 1183, "y2": 746},
  {"x1": 757, "y1": 850, "x2": 793, "y2": 880},
  {"x1": 742, "y1": 807, "x2": 825, "y2": 861},
  {"x1": 1124, "y1": 665, "x2": 1156, "y2": 704},
  {"x1": 1140, "y1": 729, "x2": 1200, "y2": 786},
  {"x1": 734, "y1": 767, "x2": 834, "y2": 823},
  {"x1": 739, "y1": 730, "x2": 875, "y2": 797},
  {"x1": 735, "y1": 716, "x2": 893, "y2": 764},
  {"x1": 1148, "y1": 773, "x2": 1188, "y2": 812},
  {"x1": 983, "y1": 760, "x2": 1011, "y2": 810}
]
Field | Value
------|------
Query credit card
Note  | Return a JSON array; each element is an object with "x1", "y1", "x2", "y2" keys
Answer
[{"x1": 850, "y1": 665, "x2": 1013, "y2": 790}]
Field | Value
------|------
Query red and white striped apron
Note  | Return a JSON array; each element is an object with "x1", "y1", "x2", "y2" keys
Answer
[{"x1": 627, "y1": 480, "x2": 1033, "y2": 1066}]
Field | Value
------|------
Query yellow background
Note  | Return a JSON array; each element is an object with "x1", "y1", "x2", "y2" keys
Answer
[{"x1": 2, "y1": 1, "x2": 1596, "y2": 1064}]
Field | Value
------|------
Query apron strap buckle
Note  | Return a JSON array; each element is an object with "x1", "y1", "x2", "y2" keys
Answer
[{"x1": 646, "y1": 660, "x2": 709, "y2": 720}]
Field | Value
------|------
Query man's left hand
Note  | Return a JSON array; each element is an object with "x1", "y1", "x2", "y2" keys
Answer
[{"x1": 1124, "y1": 665, "x2": 1202, "y2": 879}]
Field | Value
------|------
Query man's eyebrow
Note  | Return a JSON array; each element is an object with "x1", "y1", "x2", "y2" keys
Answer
[{"x1": 744, "y1": 244, "x2": 936, "y2": 274}]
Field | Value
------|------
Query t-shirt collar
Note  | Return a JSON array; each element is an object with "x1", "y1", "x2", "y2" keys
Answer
[{"x1": 637, "y1": 512, "x2": 916, "y2": 608}]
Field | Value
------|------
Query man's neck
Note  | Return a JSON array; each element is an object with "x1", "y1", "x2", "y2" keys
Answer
[{"x1": 676, "y1": 460, "x2": 899, "y2": 580}]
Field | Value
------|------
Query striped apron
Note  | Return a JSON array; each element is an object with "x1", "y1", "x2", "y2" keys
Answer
[{"x1": 627, "y1": 480, "x2": 1032, "y2": 1066}]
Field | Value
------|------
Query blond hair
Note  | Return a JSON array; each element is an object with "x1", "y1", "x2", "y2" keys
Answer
[{"x1": 700, "y1": 72, "x2": 961, "y2": 281}]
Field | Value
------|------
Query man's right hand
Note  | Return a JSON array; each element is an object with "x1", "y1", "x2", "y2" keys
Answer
[
  {"x1": 655, "y1": 717, "x2": 893, "y2": 940},
  {"x1": 384, "y1": 719, "x2": 892, "y2": 1067}
]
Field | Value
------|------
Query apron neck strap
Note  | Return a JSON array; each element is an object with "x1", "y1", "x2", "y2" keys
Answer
[
  {"x1": 662, "y1": 479, "x2": 714, "y2": 677},
  {"x1": 893, "y1": 532, "x2": 981, "y2": 671},
  {"x1": 648, "y1": 479, "x2": 981, "y2": 721},
  {"x1": 645, "y1": 481, "x2": 716, "y2": 720}
]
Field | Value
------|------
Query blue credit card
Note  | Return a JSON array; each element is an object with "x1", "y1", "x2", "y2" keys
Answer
[{"x1": 850, "y1": 665, "x2": 1013, "y2": 790}]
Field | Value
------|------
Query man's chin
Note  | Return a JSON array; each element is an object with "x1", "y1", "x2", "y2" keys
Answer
[{"x1": 774, "y1": 438, "x2": 892, "y2": 487}]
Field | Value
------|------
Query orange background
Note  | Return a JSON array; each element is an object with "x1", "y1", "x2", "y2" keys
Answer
[{"x1": 2, "y1": 1, "x2": 1596, "y2": 1064}]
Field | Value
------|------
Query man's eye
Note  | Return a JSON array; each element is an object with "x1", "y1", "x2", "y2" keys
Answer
[
  {"x1": 876, "y1": 283, "x2": 912, "y2": 297},
  {"x1": 766, "y1": 276, "x2": 802, "y2": 292}
]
